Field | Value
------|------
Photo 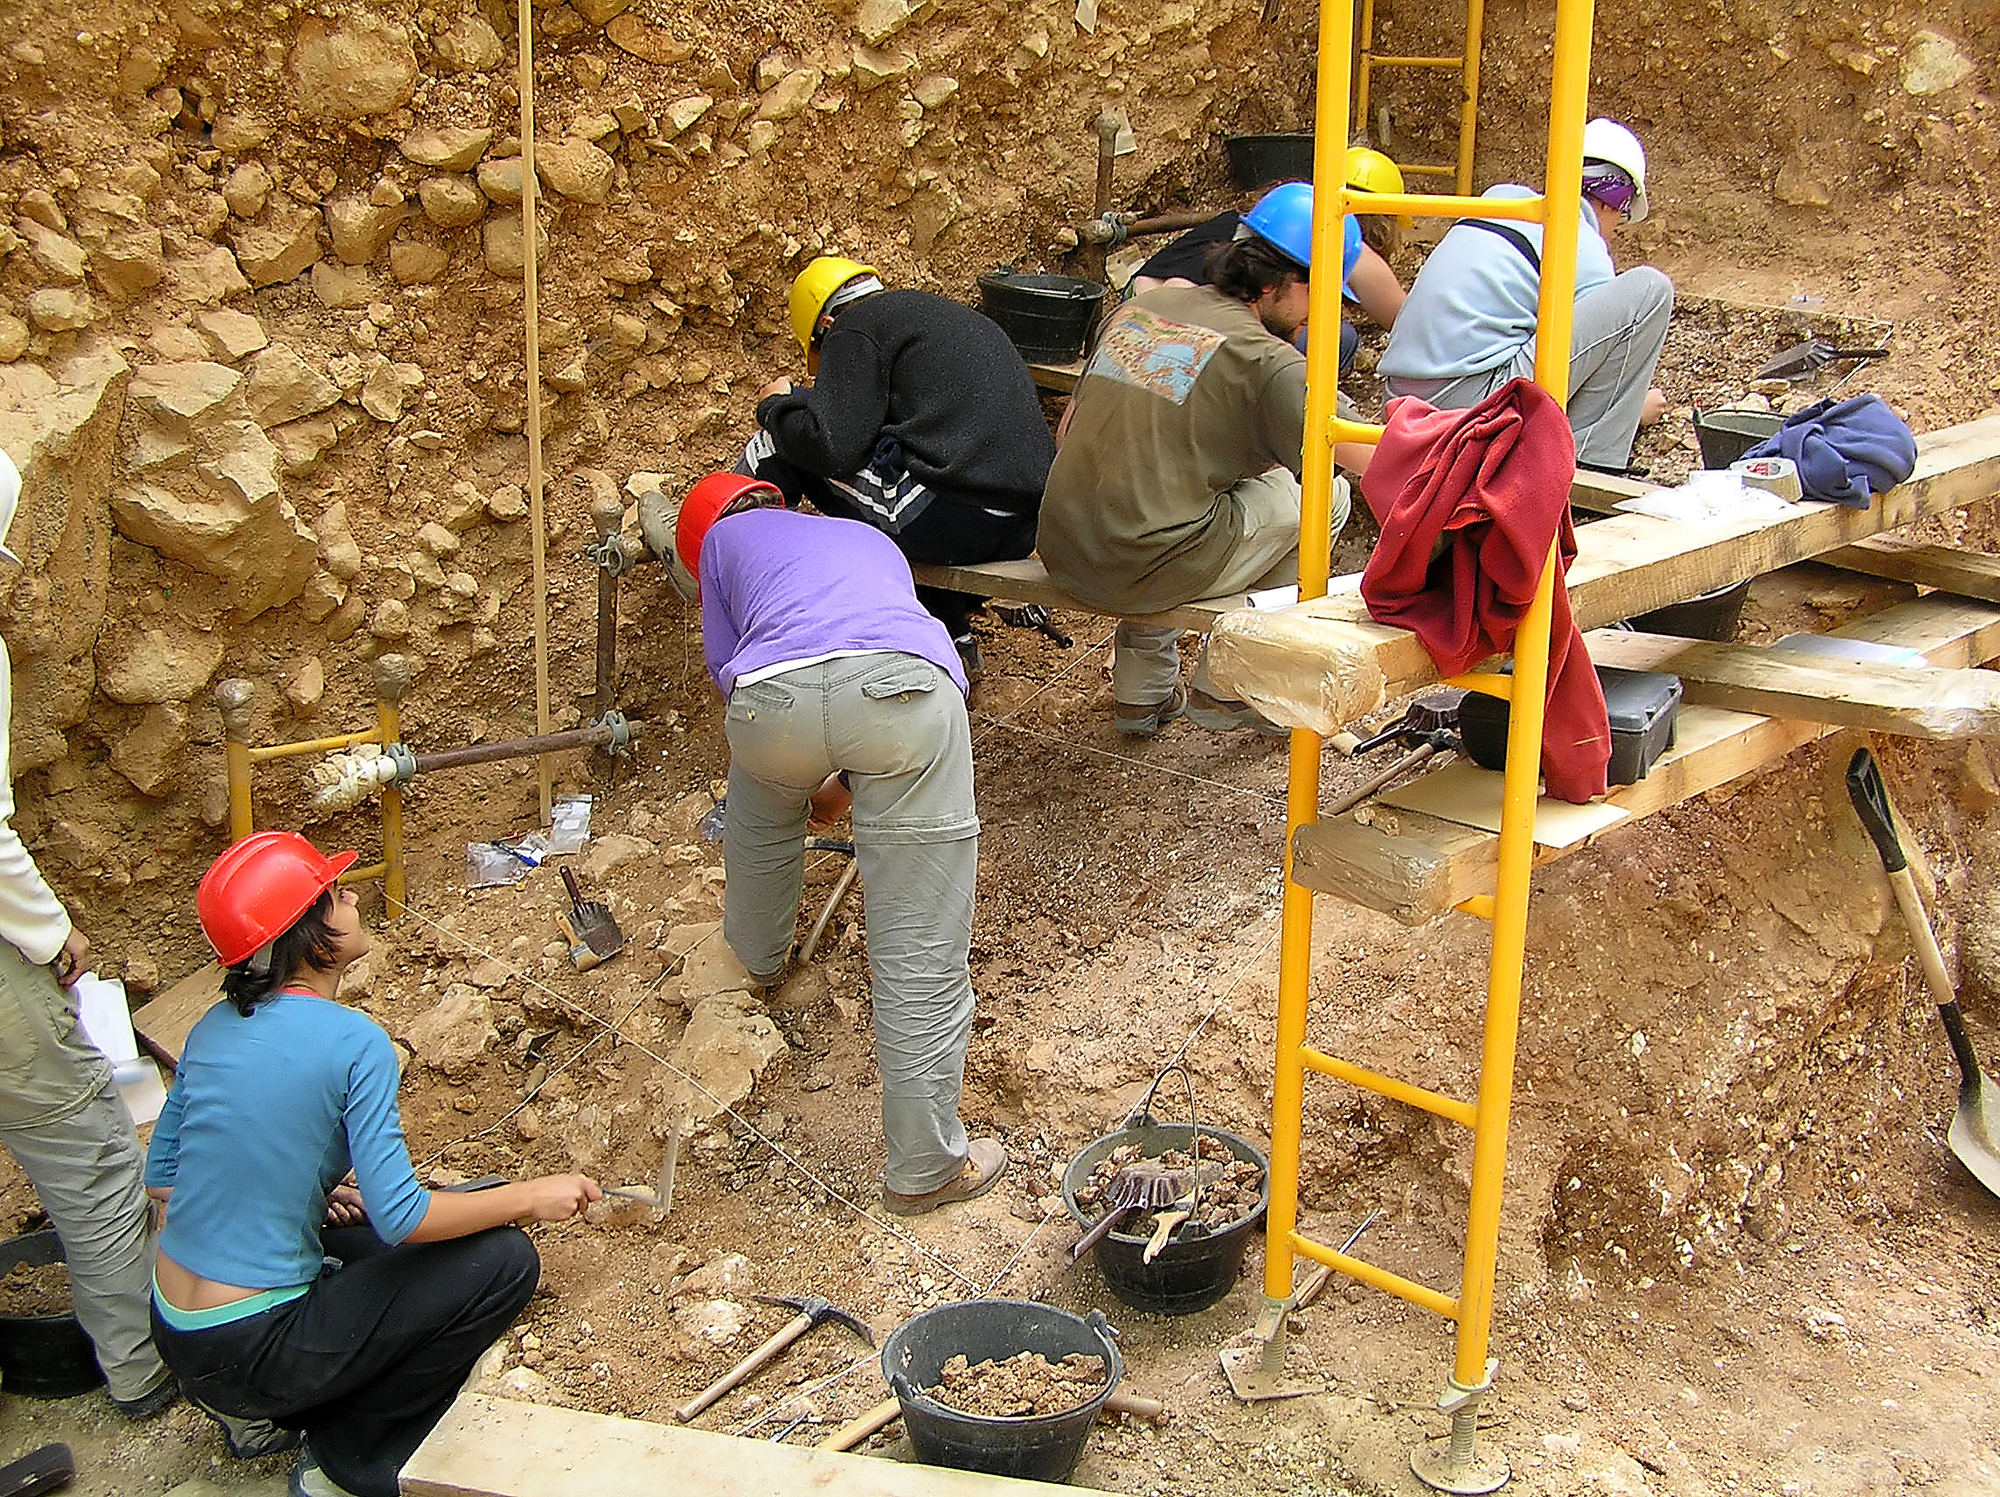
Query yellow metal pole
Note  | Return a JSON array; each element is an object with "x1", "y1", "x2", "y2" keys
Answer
[
  {"x1": 374, "y1": 655, "x2": 410, "y2": 918},
  {"x1": 1354, "y1": 0, "x2": 1377, "y2": 136},
  {"x1": 518, "y1": 0, "x2": 554, "y2": 826},
  {"x1": 1456, "y1": 0, "x2": 1487, "y2": 196},
  {"x1": 215, "y1": 679, "x2": 256, "y2": 843}
]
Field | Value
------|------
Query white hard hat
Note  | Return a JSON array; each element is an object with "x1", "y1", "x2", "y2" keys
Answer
[{"x1": 1581, "y1": 117, "x2": 1649, "y2": 223}]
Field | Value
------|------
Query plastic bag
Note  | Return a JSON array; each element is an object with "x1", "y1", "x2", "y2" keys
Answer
[{"x1": 549, "y1": 794, "x2": 593, "y2": 855}]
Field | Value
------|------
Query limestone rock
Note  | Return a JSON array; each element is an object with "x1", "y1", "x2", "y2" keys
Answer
[
  {"x1": 17, "y1": 221, "x2": 87, "y2": 281},
  {"x1": 483, "y1": 217, "x2": 548, "y2": 277},
  {"x1": 679, "y1": 1254, "x2": 753, "y2": 1301},
  {"x1": 676, "y1": 924, "x2": 759, "y2": 1000},
  {"x1": 196, "y1": 309, "x2": 269, "y2": 361},
  {"x1": 210, "y1": 113, "x2": 273, "y2": 151},
  {"x1": 855, "y1": 0, "x2": 930, "y2": 47},
  {"x1": 270, "y1": 414, "x2": 340, "y2": 474},
  {"x1": 389, "y1": 240, "x2": 450, "y2": 285},
  {"x1": 663, "y1": 96, "x2": 713, "y2": 136},
  {"x1": 418, "y1": 176, "x2": 486, "y2": 229},
  {"x1": 110, "y1": 479, "x2": 316, "y2": 618},
  {"x1": 197, "y1": 421, "x2": 284, "y2": 505},
  {"x1": 89, "y1": 230, "x2": 166, "y2": 301},
  {"x1": 743, "y1": 121, "x2": 779, "y2": 156},
  {"x1": 416, "y1": 521, "x2": 459, "y2": 557},
  {"x1": 476, "y1": 158, "x2": 525, "y2": 205},
  {"x1": 369, "y1": 598, "x2": 411, "y2": 639},
  {"x1": 911, "y1": 74, "x2": 957, "y2": 109},
  {"x1": 603, "y1": 15, "x2": 694, "y2": 63},
  {"x1": 282, "y1": 656, "x2": 325, "y2": 715},
  {"x1": 315, "y1": 502, "x2": 364, "y2": 579},
  {"x1": 97, "y1": 626, "x2": 225, "y2": 704},
  {"x1": 128, "y1": 362, "x2": 241, "y2": 432},
  {"x1": 571, "y1": 0, "x2": 634, "y2": 22},
  {"x1": 146, "y1": 327, "x2": 209, "y2": 363},
  {"x1": 27, "y1": 289, "x2": 92, "y2": 332},
  {"x1": 360, "y1": 361, "x2": 422, "y2": 421},
  {"x1": 674, "y1": 1299, "x2": 749, "y2": 1348},
  {"x1": 311, "y1": 262, "x2": 378, "y2": 309},
  {"x1": 399, "y1": 125, "x2": 493, "y2": 172},
  {"x1": 246, "y1": 344, "x2": 340, "y2": 427},
  {"x1": 325, "y1": 195, "x2": 405, "y2": 265},
  {"x1": 403, "y1": 987, "x2": 497, "y2": 1080},
  {"x1": 168, "y1": 244, "x2": 249, "y2": 304},
  {"x1": 1773, "y1": 157, "x2": 1832, "y2": 208},
  {"x1": 0, "y1": 316, "x2": 27, "y2": 362},
  {"x1": 1903, "y1": 30, "x2": 1973, "y2": 95},
  {"x1": 492, "y1": 1367, "x2": 570, "y2": 1406},
  {"x1": 536, "y1": 139, "x2": 616, "y2": 205},
  {"x1": 221, "y1": 162, "x2": 272, "y2": 217},
  {"x1": 16, "y1": 190, "x2": 64, "y2": 232},
  {"x1": 756, "y1": 69, "x2": 822, "y2": 122},
  {"x1": 110, "y1": 702, "x2": 191, "y2": 796},
  {"x1": 671, "y1": 989, "x2": 787, "y2": 1121},
  {"x1": 230, "y1": 212, "x2": 321, "y2": 287},
  {"x1": 290, "y1": 16, "x2": 419, "y2": 120},
  {"x1": 852, "y1": 47, "x2": 916, "y2": 90},
  {"x1": 486, "y1": 484, "x2": 527, "y2": 521},
  {"x1": 578, "y1": 833, "x2": 653, "y2": 882},
  {"x1": 436, "y1": 14, "x2": 505, "y2": 72}
]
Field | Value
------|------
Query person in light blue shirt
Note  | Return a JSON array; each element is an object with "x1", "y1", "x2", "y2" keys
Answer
[{"x1": 1378, "y1": 118, "x2": 1672, "y2": 471}]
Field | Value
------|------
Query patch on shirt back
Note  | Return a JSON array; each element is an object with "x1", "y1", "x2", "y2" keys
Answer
[{"x1": 1084, "y1": 306, "x2": 1226, "y2": 404}]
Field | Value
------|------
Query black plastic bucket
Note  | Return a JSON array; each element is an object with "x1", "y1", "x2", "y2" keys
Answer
[
  {"x1": 977, "y1": 273, "x2": 1107, "y2": 364},
  {"x1": 882, "y1": 1299, "x2": 1122, "y2": 1483},
  {"x1": 1062, "y1": 1120, "x2": 1270, "y2": 1316},
  {"x1": 1692, "y1": 407, "x2": 1784, "y2": 470},
  {"x1": 1622, "y1": 407, "x2": 1777, "y2": 639},
  {"x1": 1225, "y1": 133, "x2": 1313, "y2": 189},
  {"x1": 0, "y1": 1230, "x2": 105, "y2": 1399}
]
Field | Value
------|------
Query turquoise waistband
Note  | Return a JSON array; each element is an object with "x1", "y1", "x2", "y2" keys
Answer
[{"x1": 151, "y1": 1274, "x2": 311, "y2": 1331}]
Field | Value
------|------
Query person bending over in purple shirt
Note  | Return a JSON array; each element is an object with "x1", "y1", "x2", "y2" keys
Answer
[
  {"x1": 146, "y1": 832, "x2": 601, "y2": 1497},
  {"x1": 667, "y1": 472, "x2": 1007, "y2": 1217}
]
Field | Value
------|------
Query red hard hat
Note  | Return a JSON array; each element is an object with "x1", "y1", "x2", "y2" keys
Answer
[
  {"x1": 676, "y1": 473, "x2": 782, "y2": 583},
  {"x1": 197, "y1": 831, "x2": 358, "y2": 966}
]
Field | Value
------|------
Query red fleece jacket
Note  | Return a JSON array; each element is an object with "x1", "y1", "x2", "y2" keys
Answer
[{"x1": 1359, "y1": 378, "x2": 1610, "y2": 803}]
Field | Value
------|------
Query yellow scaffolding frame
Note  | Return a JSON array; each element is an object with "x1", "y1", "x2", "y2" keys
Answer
[
  {"x1": 1248, "y1": 0, "x2": 1595, "y2": 1487},
  {"x1": 1354, "y1": 0, "x2": 1487, "y2": 196}
]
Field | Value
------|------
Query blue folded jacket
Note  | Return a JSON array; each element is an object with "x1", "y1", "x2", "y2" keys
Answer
[{"x1": 1745, "y1": 394, "x2": 1917, "y2": 509}]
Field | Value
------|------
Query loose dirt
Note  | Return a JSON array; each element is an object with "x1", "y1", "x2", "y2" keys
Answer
[
  {"x1": 925, "y1": 1351, "x2": 1109, "y2": 1420},
  {"x1": 0, "y1": 1261, "x2": 72, "y2": 1320}
]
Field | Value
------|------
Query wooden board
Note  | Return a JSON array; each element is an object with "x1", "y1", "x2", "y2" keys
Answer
[
  {"x1": 1819, "y1": 533, "x2": 2000, "y2": 603},
  {"x1": 128, "y1": 961, "x2": 224, "y2": 1066},
  {"x1": 1210, "y1": 411, "x2": 2000, "y2": 734},
  {"x1": 1026, "y1": 358, "x2": 1088, "y2": 394},
  {"x1": 909, "y1": 555, "x2": 1246, "y2": 633},
  {"x1": 1290, "y1": 595, "x2": 2000, "y2": 923},
  {"x1": 401, "y1": 1394, "x2": 1101, "y2": 1497}
]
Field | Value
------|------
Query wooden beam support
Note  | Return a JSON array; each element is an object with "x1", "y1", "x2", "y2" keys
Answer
[
  {"x1": 1290, "y1": 595, "x2": 2000, "y2": 923},
  {"x1": 909, "y1": 556, "x2": 1241, "y2": 633},
  {"x1": 402, "y1": 1394, "x2": 1101, "y2": 1497},
  {"x1": 1820, "y1": 533, "x2": 2000, "y2": 604},
  {"x1": 1212, "y1": 412, "x2": 2000, "y2": 734}
]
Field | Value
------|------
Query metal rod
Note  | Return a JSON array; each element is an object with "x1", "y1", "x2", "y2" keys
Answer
[
  {"x1": 410, "y1": 721, "x2": 626, "y2": 776},
  {"x1": 591, "y1": 499, "x2": 623, "y2": 719},
  {"x1": 217, "y1": 679, "x2": 256, "y2": 841},
  {"x1": 1093, "y1": 111, "x2": 1120, "y2": 220},
  {"x1": 374, "y1": 655, "x2": 410, "y2": 918},
  {"x1": 518, "y1": 0, "x2": 553, "y2": 826},
  {"x1": 247, "y1": 729, "x2": 379, "y2": 764}
]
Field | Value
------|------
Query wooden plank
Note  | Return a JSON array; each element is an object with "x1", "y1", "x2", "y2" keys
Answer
[
  {"x1": 128, "y1": 961, "x2": 224, "y2": 1066},
  {"x1": 1290, "y1": 595, "x2": 2000, "y2": 923},
  {"x1": 910, "y1": 556, "x2": 1242, "y2": 633},
  {"x1": 1211, "y1": 411, "x2": 2000, "y2": 734},
  {"x1": 1585, "y1": 630, "x2": 2000, "y2": 739},
  {"x1": 1027, "y1": 358, "x2": 1087, "y2": 394},
  {"x1": 401, "y1": 1394, "x2": 1100, "y2": 1497},
  {"x1": 1820, "y1": 534, "x2": 2000, "y2": 603}
]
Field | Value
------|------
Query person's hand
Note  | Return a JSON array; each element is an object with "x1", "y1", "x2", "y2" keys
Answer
[
  {"x1": 53, "y1": 927, "x2": 89, "y2": 988},
  {"x1": 520, "y1": 1175, "x2": 601, "y2": 1222},
  {"x1": 1639, "y1": 387, "x2": 1667, "y2": 427},
  {"x1": 758, "y1": 376, "x2": 795, "y2": 402},
  {"x1": 324, "y1": 1184, "x2": 367, "y2": 1228},
  {"x1": 808, "y1": 772, "x2": 852, "y2": 831}
]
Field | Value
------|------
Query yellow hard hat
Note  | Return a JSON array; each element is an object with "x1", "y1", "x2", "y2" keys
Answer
[
  {"x1": 1344, "y1": 147, "x2": 1412, "y2": 230},
  {"x1": 789, "y1": 256, "x2": 879, "y2": 354}
]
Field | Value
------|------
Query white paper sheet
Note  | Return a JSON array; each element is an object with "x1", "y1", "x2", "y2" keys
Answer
[{"x1": 73, "y1": 971, "x2": 167, "y2": 1127}]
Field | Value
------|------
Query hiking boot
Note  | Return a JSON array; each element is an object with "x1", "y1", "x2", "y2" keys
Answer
[
  {"x1": 952, "y1": 633, "x2": 985, "y2": 684},
  {"x1": 881, "y1": 1138, "x2": 1009, "y2": 1216},
  {"x1": 636, "y1": 488, "x2": 675, "y2": 563},
  {"x1": 1112, "y1": 687, "x2": 1186, "y2": 739},
  {"x1": 1186, "y1": 687, "x2": 1288, "y2": 737},
  {"x1": 189, "y1": 1390, "x2": 303, "y2": 1460},
  {"x1": 109, "y1": 1373, "x2": 180, "y2": 1421},
  {"x1": 291, "y1": 1454, "x2": 365, "y2": 1497}
]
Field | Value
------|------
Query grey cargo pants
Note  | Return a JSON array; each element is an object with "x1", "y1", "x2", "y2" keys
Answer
[{"x1": 721, "y1": 653, "x2": 980, "y2": 1195}]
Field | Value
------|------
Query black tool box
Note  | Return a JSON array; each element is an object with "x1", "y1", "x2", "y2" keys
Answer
[{"x1": 1458, "y1": 665, "x2": 1682, "y2": 787}]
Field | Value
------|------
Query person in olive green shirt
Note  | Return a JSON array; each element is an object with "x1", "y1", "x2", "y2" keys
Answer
[{"x1": 1038, "y1": 183, "x2": 1363, "y2": 737}]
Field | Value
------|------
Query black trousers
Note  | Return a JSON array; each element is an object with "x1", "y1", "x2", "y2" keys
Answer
[
  {"x1": 744, "y1": 448, "x2": 1038, "y2": 638},
  {"x1": 151, "y1": 1226, "x2": 538, "y2": 1497}
]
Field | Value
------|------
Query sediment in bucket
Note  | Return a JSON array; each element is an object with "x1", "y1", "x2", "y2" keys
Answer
[
  {"x1": 0, "y1": 1230, "x2": 105, "y2": 1399},
  {"x1": 1224, "y1": 133, "x2": 1314, "y2": 189},
  {"x1": 882, "y1": 1299, "x2": 1123, "y2": 1484},
  {"x1": 977, "y1": 273, "x2": 1107, "y2": 364},
  {"x1": 1062, "y1": 1121, "x2": 1270, "y2": 1316}
]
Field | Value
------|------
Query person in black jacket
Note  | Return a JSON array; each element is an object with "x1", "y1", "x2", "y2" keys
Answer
[{"x1": 737, "y1": 256, "x2": 1056, "y2": 678}]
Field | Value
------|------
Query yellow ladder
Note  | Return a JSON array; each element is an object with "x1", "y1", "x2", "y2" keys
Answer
[
  {"x1": 1355, "y1": 0, "x2": 1487, "y2": 196},
  {"x1": 1244, "y1": 0, "x2": 1597, "y2": 1487}
]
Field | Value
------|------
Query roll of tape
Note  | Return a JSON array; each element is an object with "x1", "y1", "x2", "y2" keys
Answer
[{"x1": 1731, "y1": 454, "x2": 1803, "y2": 502}]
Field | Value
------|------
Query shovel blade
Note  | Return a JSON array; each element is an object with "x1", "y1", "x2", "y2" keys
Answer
[
  {"x1": 1948, "y1": 1071, "x2": 2000, "y2": 1200},
  {"x1": 1751, "y1": 337, "x2": 1834, "y2": 381}
]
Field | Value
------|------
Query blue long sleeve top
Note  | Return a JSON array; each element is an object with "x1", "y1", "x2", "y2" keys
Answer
[{"x1": 146, "y1": 991, "x2": 429, "y2": 1290}]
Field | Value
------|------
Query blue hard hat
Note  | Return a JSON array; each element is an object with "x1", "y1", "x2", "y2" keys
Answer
[{"x1": 1240, "y1": 182, "x2": 1314, "y2": 270}]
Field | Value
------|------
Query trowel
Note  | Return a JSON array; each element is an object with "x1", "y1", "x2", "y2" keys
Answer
[
  {"x1": 559, "y1": 866, "x2": 624, "y2": 968},
  {"x1": 1750, "y1": 337, "x2": 1888, "y2": 382}
]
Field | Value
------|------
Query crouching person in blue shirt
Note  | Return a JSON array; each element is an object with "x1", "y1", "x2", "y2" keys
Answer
[
  {"x1": 146, "y1": 832, "x2": 602, "y2": 1497},
  {"x1": 667, "y1": 472, "x2": 1007, "y2": 1218}
]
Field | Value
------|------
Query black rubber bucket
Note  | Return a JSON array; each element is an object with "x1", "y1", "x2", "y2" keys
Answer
[
  {"x1": 1225, "y1": 133, "x2": 1313, "y2": 189},
  {"x1": 1692, "y1": 407, "x2": 1784, "y2": 470},
  {"x1": 1062, "y1": 1119, "x2": 1270, "y2": 1316},
  {"x1": 0, "y1": 1230, "x2": 105, "y2": 1399},
  {"x1": 882, "y1": 1299, "x2": 1122, "y2": 1484},
  {"x1": 977, "y1": 273, "x2": 1107, "y2": 364},
  {"x1": 1622, "y1": 407, "x2": 1776, "y2": 640}
]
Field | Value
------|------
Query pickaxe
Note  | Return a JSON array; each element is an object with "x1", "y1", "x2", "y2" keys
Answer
[{"x1": 675, "y1": 1294, "x2": 874, "y2": 1423}]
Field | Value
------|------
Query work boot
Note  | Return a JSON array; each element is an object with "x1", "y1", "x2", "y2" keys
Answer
[
  {"x1": 636, "y1": 488, "x2": 675, "y2": 563},
  {"x1": 1112, "y1": 687, "x2": 1185, "y2": 739},
  {"x1": 189, "y1": 1389, "x2": 303, "y2": 1460},
  {"x1": 291, "y1": 1453, "x2": 365, "y2": 1497},
  {"x1": 881, "y1": 1138, "x2": 1009, "y2": 1216},
  {"x1": 1186, "y1": 687, "x2": 1288, "y2": 738},
  {"x1": 952, "y1": 633, "x2": 984, "y2": 684},
  {"x1": 109, "y1": 1372, "x2": 180, "y2": 1421}
]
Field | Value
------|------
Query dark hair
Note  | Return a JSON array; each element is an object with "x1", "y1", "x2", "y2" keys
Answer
[
  {"x1": 1203, "y1": 235, "x2": 1306, "y2": 305},
  {"x1": 220, "y1": 890, "x2": 343, "y2": 1016}
]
